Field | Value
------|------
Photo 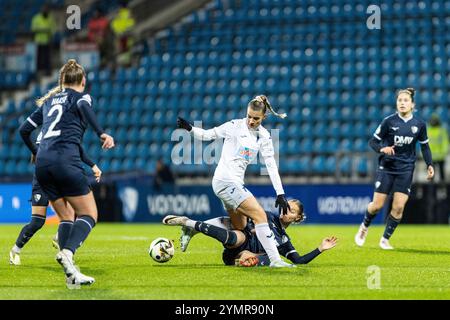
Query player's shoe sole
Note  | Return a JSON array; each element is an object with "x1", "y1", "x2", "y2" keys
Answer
[
  {"x1": 52, "y1": 235, "x2": 60, "y2": 251},
  {"x1": 162, "y1": 215, "x2": 189, "y2": 226},
  {"x1": 9, "y1": 250, "x2": 21, "y2": 266},
  {"x1": 180, "y1": 226, "x2": 198, "y2": 252}
]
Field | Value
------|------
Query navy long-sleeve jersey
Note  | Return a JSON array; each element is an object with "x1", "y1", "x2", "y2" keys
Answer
[
  {"x1": 372, "y1": 113, "x2": 432, "y2": 174},
  {"x1": 25, "y1": 88, "x2": 104, "y2": 167}
]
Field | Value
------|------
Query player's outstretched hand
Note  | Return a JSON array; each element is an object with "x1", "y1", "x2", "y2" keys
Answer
[
  {"x1": 319, "y1": 236, "x2": 338, "y2": 252},
  {"x1": 380, "y1": 145, "x2": 395, "y2": 155},
  {"x1": 236, "y1": 250, "x2": 259, "y2": 267},
  {"x1": 177, "y1": 117, "x2": 193, "y2": 131},
  {"x1": 100, "y1": 133, "x2": 115, "y2": 149},
  {"x1": 427, "y1": 165, "x2": 434, "y2": 181},
  {"x1": 92, "y1": 164, "x2": 102, "y2": 182},
  {"x1": 275, "y1": 194, "x2": 290, "y2": 215}
]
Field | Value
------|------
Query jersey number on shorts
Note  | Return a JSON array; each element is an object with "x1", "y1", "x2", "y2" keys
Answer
[{"x1": 43, "y1": 104, "x2": 63, "y2": 139}]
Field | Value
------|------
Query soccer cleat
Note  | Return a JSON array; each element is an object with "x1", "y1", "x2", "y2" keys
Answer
[
  {"x1": 52, "y1": 234, "x2": 60, "y2": 251},
  {"x1": 65, "y1": 272, "x2": 95, "y2": 290},
  {"x1": 56, "y1": 250, "x2": 78, "y2": 277},
  {"x1": 9, "y1": 250, "x2": 21, "y2": 266},
  {"x1": 354, "y1": 223, "x2": 369, "y2": 247},
  {"x1": 180, "y1": 226, "x2": 198, "y2": 252},
  {"x1": 269, "y1": 260, "x2": 296, "y2": 268},
  {"x1": 162, "y1": 215, "x2": 189, "y2": 226},
  {"x1": 379, "y1": 237, "x2": 394, "y2": 250}
]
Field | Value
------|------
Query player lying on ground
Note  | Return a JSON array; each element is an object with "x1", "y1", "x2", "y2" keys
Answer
[{"x1": 163, "y1": 199, "x2": 338, "y2": 267}]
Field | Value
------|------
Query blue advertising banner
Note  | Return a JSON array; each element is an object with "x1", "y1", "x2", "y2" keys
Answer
[
  {"x1": 116, "y1": 181, "x2": 384, "y2": 224},
  {"x1": 0, "y1": 183, "x2": 56, "y2": 223},
  {"x1": 0, "y1": 183, "x2": 32, "y2": 223}
]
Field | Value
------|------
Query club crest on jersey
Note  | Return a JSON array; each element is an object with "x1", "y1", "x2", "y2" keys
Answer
[
  {"x1": 411, "y1": 126, "x2": 418, "y2": 134},
  {"x1": 34, "y1": 194, "x2": 41, "y2": 202},
  {"x1": 375, "y1": 181, "x2": 381, "y2": 189}
]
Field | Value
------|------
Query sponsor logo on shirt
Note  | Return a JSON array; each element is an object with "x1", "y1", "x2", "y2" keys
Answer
[
  {"x1": 236, "y1": 146, "x2": 257, "y2": 161},
  {"x1": 394, "y1": 135, "x2": 413, "y2": 146}
]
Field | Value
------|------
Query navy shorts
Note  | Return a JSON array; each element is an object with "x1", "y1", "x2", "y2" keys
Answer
[
  {"x1": 374, "y1": 170, "x2": 414, "y2": 196},
  {"x1": 35, "y1": 163, "x2": 91, "y2": 201},
  {"x1": 222, "y1": 227, "x2": 256, "y2": 266},
  {"x1": 31, "y1": 173, "x2": 50, "y2": 207}
]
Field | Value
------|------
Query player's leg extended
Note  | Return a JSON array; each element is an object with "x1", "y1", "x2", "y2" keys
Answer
[
  {"x1": 236, "y1": 196, "x2": 293, "y2": 267},
  {"x1": 355, "y1": 192, "x2": 388, "y2": 247},
  {"x1": 163, "y1": 215, "x2": 245, "y2": 248},
  {"x1": 10, "y1": 206, "x2": 47, "y2": 265},
  {"x1": 380, "y1": 192, "x2": 408, "y2": 250}
]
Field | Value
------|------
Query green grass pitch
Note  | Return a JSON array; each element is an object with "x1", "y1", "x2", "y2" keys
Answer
[{"x1": 0, "y1": 223, "x2": 449, "y2": 299}]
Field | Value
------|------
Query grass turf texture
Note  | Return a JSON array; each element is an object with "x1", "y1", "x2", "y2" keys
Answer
[{"x1": 0, "y1": 224, "x2": 449, "y2": 299}]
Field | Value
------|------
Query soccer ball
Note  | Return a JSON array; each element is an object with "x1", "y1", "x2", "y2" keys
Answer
[{"x1": 149, "y1": 237, "x2": 175, "y2": 263}]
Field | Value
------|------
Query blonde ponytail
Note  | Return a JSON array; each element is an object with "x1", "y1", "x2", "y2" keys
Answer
[
  {"x1": 256, "y1": 95, "x2": 287, "y2": 119},
  {"x1": 35, "y1": 86, "x2": 63, "y2": 107},
  {"x1": 35, "y1": 59, "x2": 84, "y2": 107}
]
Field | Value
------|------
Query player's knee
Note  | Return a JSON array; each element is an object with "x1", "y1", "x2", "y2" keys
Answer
[
  {"x1": 224, "y1": 231, "x2": 238, "y2": 247},
  {"x1": 369, "y1": 202, "x2": 383, "y2": 213},
  {"x1": 391, "y1": 206, "x2": 404, "y2": 219}
]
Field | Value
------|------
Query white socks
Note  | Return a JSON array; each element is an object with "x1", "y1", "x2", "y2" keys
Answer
[
  {"x1": 254, "y1": 223, "x2": 281, "y2": 263},
  {"x1": 185, "y1": 219, "x2": 196, "y2": 229},
  {"x1": 62, "y1": 249, "x2": 74, "y2": 261},
  {"x1": 12, "y1": 245, "x2": 21, "y2": 254}
]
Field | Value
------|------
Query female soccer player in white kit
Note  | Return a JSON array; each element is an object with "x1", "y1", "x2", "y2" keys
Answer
[{"x1": 176, "y1": 95, "x2": 294, "y2": 267}]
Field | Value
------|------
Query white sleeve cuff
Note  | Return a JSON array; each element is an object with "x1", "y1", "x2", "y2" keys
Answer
[{"x1": 27, "y1": 117, "x2": 38, "y2": 128}]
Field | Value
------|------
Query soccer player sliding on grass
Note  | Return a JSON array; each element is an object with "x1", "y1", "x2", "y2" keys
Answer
[
  {"x1": 177, "y1": 95, "x2": 294, "y2": 267},
  {"x1": 163, "y1": 199, "x2": 338, "y2": 267}
]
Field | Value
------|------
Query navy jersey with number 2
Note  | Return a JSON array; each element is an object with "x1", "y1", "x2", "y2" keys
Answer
[{"x1": 30, "y1": 88, "x2": 99, "y2": 167}]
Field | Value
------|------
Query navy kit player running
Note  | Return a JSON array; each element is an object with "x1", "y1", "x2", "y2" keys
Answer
[
  {"x1": 9, "y1": 113, "x2": 101, "y2": 265},
  {"x1": 24, "y1": 59, "x2": 114, "y2": 288},
  {"x1": 176, "y1": 95, "x2": 293, "y2": 268},
  {"x1": 163, "y1": 199, "x2": 338, "y2": 267},
  {"x1": 355, "y1": 88, "x2": 434, "y2": 249}
]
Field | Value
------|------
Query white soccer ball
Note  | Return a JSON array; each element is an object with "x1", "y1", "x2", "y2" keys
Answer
[{"x1": 149, "y1": 237, "x2": 175, "y2": 263}]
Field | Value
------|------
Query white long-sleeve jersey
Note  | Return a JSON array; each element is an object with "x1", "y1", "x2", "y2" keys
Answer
[{"x1": 191, "y1": 118, "x2": 285, "y2": 195}]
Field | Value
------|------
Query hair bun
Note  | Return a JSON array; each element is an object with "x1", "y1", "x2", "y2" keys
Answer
[
  {"x1": 67, "y1": 59, "x2": 77, "y2": 66},
  {"x1": 406, "y1": 87, "x2": 415, "y2": 96}
]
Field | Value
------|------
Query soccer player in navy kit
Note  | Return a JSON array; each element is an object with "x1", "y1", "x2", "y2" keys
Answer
[
  {"x1": 9, "y1": 114, "x2": 102, "y2": 265},
  {"x1": 163, "y1": 199, "x2": 338, "y2": 266},
  {"x1": 355, "y1": 88, "x2": 434, "y2": 249},
  {"x1": 22, "y1": 59, "x2": 114, "y2": 288}
]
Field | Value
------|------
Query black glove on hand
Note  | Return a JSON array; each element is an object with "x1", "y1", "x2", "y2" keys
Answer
[
  {"x1": 275, "y1": 194, "x2": 290, "y2": 215},
  {"x1": 177, "y1": 117, "x2": 193, "y2": 131}
]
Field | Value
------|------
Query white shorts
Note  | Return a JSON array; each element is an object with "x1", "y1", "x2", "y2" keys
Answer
[{"x1": 212, "y1": 179, "x2": 253, "y2": 211}]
